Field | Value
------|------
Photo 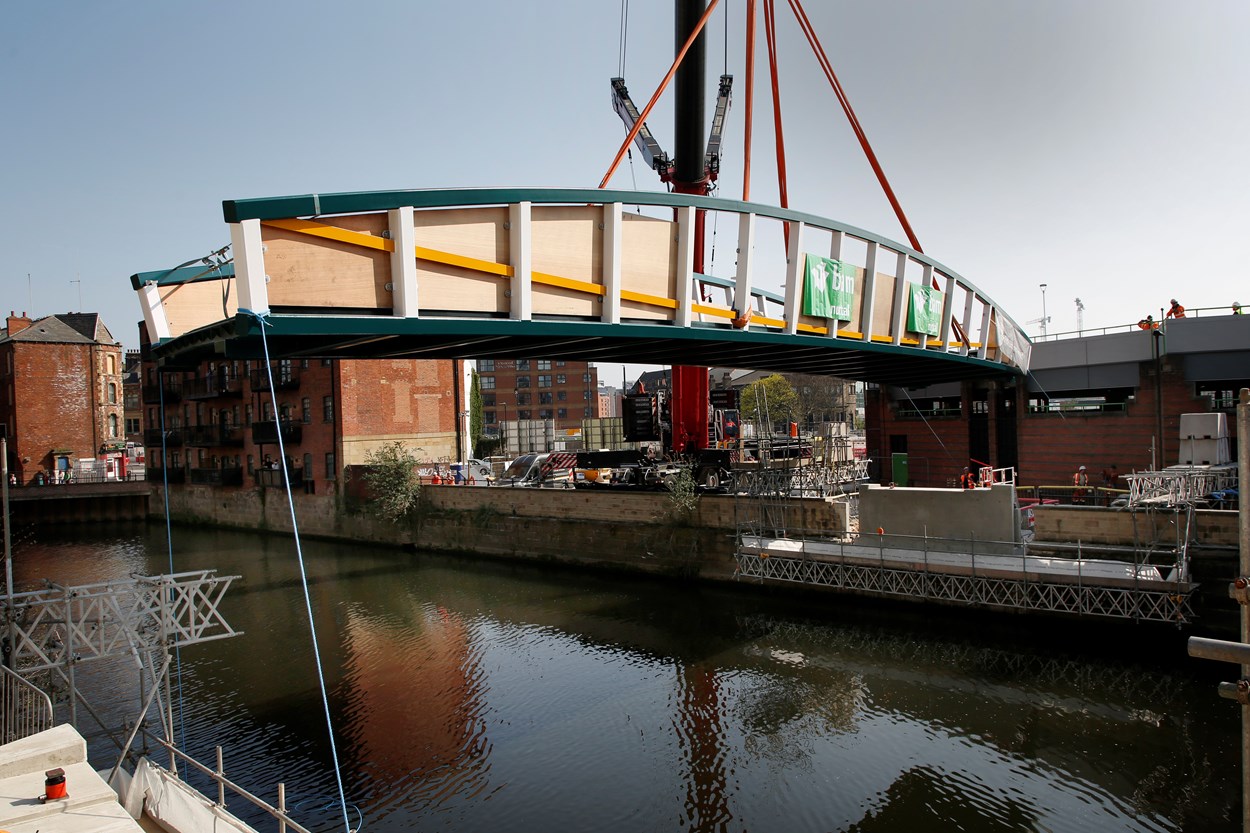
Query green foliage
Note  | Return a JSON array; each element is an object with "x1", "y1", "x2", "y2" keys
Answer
[
  {"x1": 469, "y1": 370, "x2": 484, "y2": 449},
  {"x1": 665, "y1": 465, "x2": 699, "y2": 524},
  {"x1": 473, "y1": 435, "x2": 501, "y2": 460},
  {"x1": 362, "y1": 441, "x2": 421, "y2": 522},
  {"x1": 740, "y1": 374, "x2": 798, "y2": 427}
]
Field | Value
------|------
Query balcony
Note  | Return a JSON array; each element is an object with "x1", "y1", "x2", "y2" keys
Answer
[
  {"x1": 183, "y1": 377, "x2": 244, "y2": 400},
  {"x1": 185, "y1": 425, "x2": 247, "y2": 447},
  {"x1": 146, "y1": 467, "x2": 186, "y2": 484},
  {"x1": 189, "y1": 467, "x2": 245, "y2": 487},
  {"x1": 143, "y1": 428, "x2": 183, "y2": 448},
  {"x1": 251, "y1": 420, "x2": 302, "y2": 445},
  {"x1": 142, "y1": 384, "x2": 181, "y2": 404},
  {"x1": 250, "y1": 367, "x2": 301, "y2": 392},
  {"x1": 254, "y1": 467, "x2": 305, "y2": 488}
]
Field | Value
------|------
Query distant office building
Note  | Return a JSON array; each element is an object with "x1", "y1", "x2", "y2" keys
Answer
[
  {"x1": 0, "y1": 312, "x2": 125, "y2": 484},
  {"x1": 478, "y1": 359, "x2": 599, "y2": 432}
]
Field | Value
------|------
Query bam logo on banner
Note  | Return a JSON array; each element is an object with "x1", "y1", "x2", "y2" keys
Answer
[
  {"x1": 907, "y1": 283, "x2": 944, "y2": 337},
  {"x1": 803, "y1": 254, "x2": 856, "y2": 320}
]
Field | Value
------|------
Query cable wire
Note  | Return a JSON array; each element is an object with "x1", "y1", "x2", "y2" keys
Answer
[{"x1": 242, "y1": 308, "x2": 355, "y2": 833}]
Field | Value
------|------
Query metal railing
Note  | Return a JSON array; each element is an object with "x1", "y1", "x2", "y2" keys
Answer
[
  {"x1": 0, "y1": 665, "x2": 54, "y2": 743},
  {"x1": 137, "y1": 726, "x2": 313, "y2": 833}
]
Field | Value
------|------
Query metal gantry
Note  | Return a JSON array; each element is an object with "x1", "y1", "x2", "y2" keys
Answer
[
  {"x1": 734, "y1": 547, "x2": 1195, "y2": 623},
  {"x1": 3, "y1": 570, "x2": 240, "y2": 673}
]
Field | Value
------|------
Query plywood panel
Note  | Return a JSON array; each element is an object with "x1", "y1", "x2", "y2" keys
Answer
[
  {"x1": 533, "y1": 285, "x2": 598, "y2": 317},
  {"x1": 263, "y1": 224, "x2": 391, "y2": 309},
  {"x1": 871, "y1": 272, "x2": 898, "y2": 338},
  {"x1": 413, "y1": 207, "x2": 509, "y2": 264},
  {"x1": 531, "y1": 205, "x2": 603, "y2": 287},
  {"x1": 420, "y1": 262, "x2": 508, "y2": 313},
  {"x1": 160, "y1": 279, "x2": 238, "y2": 337},
  {"x1": 620, "y1": 302, "x2": 672, "y2": 322},
  {"x1": 621, "y1": 213, "x2": 676, "y2": 300}
]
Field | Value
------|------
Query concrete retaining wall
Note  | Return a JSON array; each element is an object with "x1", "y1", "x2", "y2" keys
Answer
[
  {"x1": 858, "y1": 483, "x2": 1017, "y2": 542},
  {"x1": 151, "y1": 484, "x2": 850, "y2": 582},
  {"x1": 1032, "y1": 505, "x2": 1238, "y2": 548}
]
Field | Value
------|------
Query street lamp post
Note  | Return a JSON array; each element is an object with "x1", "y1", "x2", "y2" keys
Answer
[{"x1": 1039, "y1": 283, "x2": 1049, "y2": 338}]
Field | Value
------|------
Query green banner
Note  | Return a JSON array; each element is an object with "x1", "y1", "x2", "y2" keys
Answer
[
  {"x1": 907, "y1": 283, "x2": 944, "y2": 337},
  {"x1": 803, "y1": 254, "x2": 856, "y2": 319}
]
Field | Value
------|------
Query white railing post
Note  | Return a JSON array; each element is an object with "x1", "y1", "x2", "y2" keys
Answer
[
  {"x1": 138, "y1": 282, "x2": 172, "y2": 343},
  {"x1": 601, "y1": 203, "x2": 622, "y2": 324},
  {"x1": 509, "y1": 202, "x2": 532, "y2": 321},
  {"x1": 937, "y1": 270, "x2": 954, "y2": 352},
  {"x1": 825, "y1": 230, "x2": 844, "y2": 338},
  {"x1": 675, "y1": 205, "x2": 696, "y2": 328},
  {"x1": 733, "y1": 212, "x2": 756, "y2": 326},
  {"x1": 230, "y1": 219, "x2": 269, "y2": 316},
  {"x1": 388, "y1": 206, "x2": 418, "y2": 318},
  {"x1": 960, "y1": 289, "x2": 976, "y2": 355},
  {"x1": 890, "y1": 250, "x2": 909, "y2": 346},
  {"x1": 782, "y1": 221, "x2": 805, "y2": 335},
  {"x1": 860, "y1": 241, "x2": 878, "y2": 342}
]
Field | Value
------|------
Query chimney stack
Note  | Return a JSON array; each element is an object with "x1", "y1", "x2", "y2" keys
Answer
[{"x1": 6, "y1": 311, "x2": 31, "y2": 336}]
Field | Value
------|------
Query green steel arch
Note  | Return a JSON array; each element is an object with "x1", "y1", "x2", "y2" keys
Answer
[{"x1": 134, "y1": 188, "x2": 1030, "y2": 386}]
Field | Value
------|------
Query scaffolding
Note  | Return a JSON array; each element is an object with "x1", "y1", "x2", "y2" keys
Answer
[{"x1": 734, "y1": 540, "x2": 1194, "y2": 623}]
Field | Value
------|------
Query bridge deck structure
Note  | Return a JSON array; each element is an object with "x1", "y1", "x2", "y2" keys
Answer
[{"x1": 134, "y1": 188, "x2": 1030, "y2": 384}]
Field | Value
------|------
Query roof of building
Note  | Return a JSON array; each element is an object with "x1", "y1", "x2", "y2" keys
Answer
[{"x1": 0, "y1": 313, "x2": 118, "y2": 346}]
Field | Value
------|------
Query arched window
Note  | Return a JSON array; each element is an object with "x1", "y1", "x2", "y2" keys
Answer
[
  {"x1": 108, "y1": 414, "x2": 119, "y2": 437},
  {"x1": 107, "y1": 383, "x2": 117, "y2": 404}
]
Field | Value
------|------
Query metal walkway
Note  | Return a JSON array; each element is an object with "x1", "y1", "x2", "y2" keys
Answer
[{"x1": 133, "y1": 188, "x2": 1031, "y2": 385}]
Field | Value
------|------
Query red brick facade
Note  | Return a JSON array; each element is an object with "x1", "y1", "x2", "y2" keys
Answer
[
  {"x1": 0, "y1": 313, "x2": 124, "y2": 485},
  {"x1": 866, "y1": 355, "x2": 1240, "y2": 488},
  {"x1": 140, "y1": 349, "x2": 462, "y2": 494},
  {"x1": 479, "y1": 359, "x2": 599, "y2": 432}
]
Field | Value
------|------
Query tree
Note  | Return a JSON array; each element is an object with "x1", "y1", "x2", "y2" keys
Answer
[
  {"x1": 739, "y1": 374, "x2": 798, "y2": 429},
  {"x1": 469, "y1": 370, "x2": 484, "y2": 453},
  {"x1": 362, "y1": 441, "x2": 421, "y2": 521}
]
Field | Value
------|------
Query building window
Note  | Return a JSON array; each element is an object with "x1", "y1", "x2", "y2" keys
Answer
[
  {"x1": 479, "y1": 359, "x2": 495, "y2": 372},
  {"x1": 517, "y1": 392, "x2": 531, "y2": 406},
  {"x1": 107, "y1": 355, "x2": 116, "y2": 374},
  {"x1": 557, "y1": 408, "x2": 567, "y2": 419},
  {"x1": 583, "y1": 390, "x2": 591, "y2": 400},
  {"x1": 584, "y1": 408, "x2": 592, "y2": 418},
  {"x1": 556, "y1": 361, "x2": 566, "y2": 367},
  {"x1": 537, "y1": 360, "x2": 551, "y2": 370},
  {"x1": 302, "y1": 397, "x2": 312, "y2": 424},
  {"x1": 517, "y1": 360, "x2": 530, "y2": 371},
  {"x1": 482, "y1": 393, "x2": 496, "y2": 407},
  {"x1": 516, "y1": 376, "x2": 530, "y2": 388},
  {"x1": 323, "y1": 395, "x2": 334, "y2": 422},
  {"x1": 322, "y1": 358, "x2": 332, "y2": 367},
  {"x1": 484, "y1": 412, "x2": 496, "y2": 424},
  {"x1": 556, "y1": 374, "x2": 567, "y2": 384},
  {"x1": 108, "y1": 414, "x2": 119, "y2": 437},
  {"x1": 583, "y1": 372, "x2": 593, "y2": 383},
  {"x1": 480, "y1": 375, "x2": 496, "y2": 390},
  {"x1": 325, "y1": 452, "x2": 336, "y2": 480},
  {"x1": 539, "y1": 392, "x2": 553, "y2": 404},
  {"x1": 538, "y1": 375, "x2": 552, "y2": 388},
  {"x1": 518, "y1": 410, "x2": 531, "y2": 420},
  {"x1": 557, "y1": 391, "x2": 567, "y2": 401},
  {"x1": 539, "y1": 409, "x2": 553, "y2": 419},
  {"x1": 107, "y1": 383, "x2": 117, "y2": 404},
  {"x1": 303, "y1": 453, "x2": 312, "y2": 477}
]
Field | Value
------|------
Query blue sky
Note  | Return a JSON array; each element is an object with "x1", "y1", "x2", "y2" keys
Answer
[{"x1": 4, "y1": 1, "x2": 1248, "y2": 371}]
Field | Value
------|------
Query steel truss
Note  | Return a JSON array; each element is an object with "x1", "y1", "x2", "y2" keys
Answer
[
  {"x1": 2, "y1": 570, "x2": 241, "y2": 672},
  {"x1": 734, "y1": 551, "x2": 1194, "y2": 624}
]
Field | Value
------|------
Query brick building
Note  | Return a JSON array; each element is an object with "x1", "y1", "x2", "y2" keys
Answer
[
  {"x1": 141, "y1": 342, "x2": 463, "y2": 493},
  {"x1": 478, "y1": 359, "x2": 599, "y2": 433},
  {"x1": 0, "y1": 312, "x2": 125, "y2": 484},
  {"x1": 864, "y1": 313, "x2": 1248, "y2": 487}
]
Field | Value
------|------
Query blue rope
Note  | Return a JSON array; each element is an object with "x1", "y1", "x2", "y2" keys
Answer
[
  {"x1": 157, "y1": 372, "x2": 187, "y2": 761},
  {"x1": 241, "y1": 309, "x2": 354, "y2": 833}
]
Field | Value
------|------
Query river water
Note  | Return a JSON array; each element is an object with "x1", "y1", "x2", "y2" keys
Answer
[{"x1": 10, "y1": 523, "x2": 1242, "y2": 832}]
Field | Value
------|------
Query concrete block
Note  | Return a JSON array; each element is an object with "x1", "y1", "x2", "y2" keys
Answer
[{"x1": 1179, "y1": 412, "x2": 1228, "y2": 440}]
